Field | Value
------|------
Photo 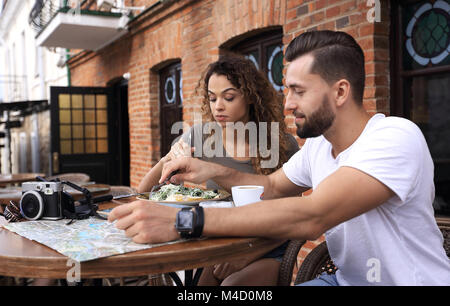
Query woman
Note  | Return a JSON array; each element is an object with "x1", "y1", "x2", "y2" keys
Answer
[{"x1": 138, "y1": 55, "x2": 298, "y2": 285}]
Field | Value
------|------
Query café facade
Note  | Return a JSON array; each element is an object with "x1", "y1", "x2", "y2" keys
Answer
[{"x1": 32, "y1": 0, "x2": 449, "y2": 223}]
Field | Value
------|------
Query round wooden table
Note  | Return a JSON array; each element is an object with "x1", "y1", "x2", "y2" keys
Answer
[
  {"x1": 0, "y1": 173, "x2": 45, "y2": 186},
  {"x1": 0, "y1": 199, "x2": 284, "y2": 284},
  {"x1": 0, "y1": 184, "x2": 111, "y2": 206}
]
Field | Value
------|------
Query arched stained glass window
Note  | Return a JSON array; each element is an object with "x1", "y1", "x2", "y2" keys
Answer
[
  {"x1": 159, "y1": 62, "x2": 183, "y2": 157},
  {"x1": 393, "y1": 0, "x2": 450, "y2": 217},
  {"x1": 403, "y1": 0, "x2": 450, "y2": 69},
  {"x1": 267, "y1": 45, "x2": 284, "y2": 92},
  {"x1": 228, "y1": 30, "x2": 284, "y2": 93}
]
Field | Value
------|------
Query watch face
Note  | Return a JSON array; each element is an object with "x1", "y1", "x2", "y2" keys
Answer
[{"x1": 177, "y1": 210, "x2": 193, "y2": 231}]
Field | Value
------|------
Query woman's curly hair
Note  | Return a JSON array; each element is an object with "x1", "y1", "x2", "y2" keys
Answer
[{"x1": 196, "y1": 54, "x2": 291, "y2": 175}]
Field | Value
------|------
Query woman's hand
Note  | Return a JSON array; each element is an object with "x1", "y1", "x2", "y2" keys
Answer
[
  {"x1": 137, "y1": 139, "x2": 194, "y2": 192},
  {"x1": 165, "y1": 139, "x2": 194, "y2": 162},
  {"x1": 160, "y1": 157, "x2": 219, "y2": 185}
]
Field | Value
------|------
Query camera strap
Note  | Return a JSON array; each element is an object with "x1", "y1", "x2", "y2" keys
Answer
[{"x1": 35, "y1": 177, "x2": 112, "y2": 224}]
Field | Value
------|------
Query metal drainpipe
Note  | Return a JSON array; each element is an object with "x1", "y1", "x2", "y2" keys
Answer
[
  {"x1": 63, "y1": 0, "x2": 71, "y2": 86},
  {"x1": 66, "y1": 48, "x2": 71, "y2": 86}
]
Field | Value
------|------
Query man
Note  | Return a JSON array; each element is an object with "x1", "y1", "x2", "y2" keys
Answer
[{"x1": 109, "y1": 31, "x2": 450, "y2": 285}]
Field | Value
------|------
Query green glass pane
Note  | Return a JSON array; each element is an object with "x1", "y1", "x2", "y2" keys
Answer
[
  {"x1": 439, "y1": 35, "x2": 447, "y2": 48},
  {"x1": 433, "y1": 24, "x2": 443, "y2": 39},
  {"x1": 439, "y1": 13, "x2": 447, "y2": 27},
  {"x1": 427, "y1": 39, "x2": 436, "y2": 55},
  {"x1": 271, "y1": 51, "x2": 284, "y2": 86},
  {"x1": 427, "y1": 11, "x2": 437, "y2": 29},
  {"x1": 166, "y1": 79, "x2": 174, "y2": 101}
]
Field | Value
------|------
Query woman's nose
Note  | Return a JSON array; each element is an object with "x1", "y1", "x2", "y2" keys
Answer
[{"x1": 214, "y1": 98, "x2": 225, "y2": 110}]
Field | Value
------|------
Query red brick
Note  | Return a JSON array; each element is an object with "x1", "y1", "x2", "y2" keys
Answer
[
  {"x1": 325, "y1": 5, "x2": 340, "y2": 19},
  {"x1": 68, "y1": 0, "x2": 392, "y2": 188}
]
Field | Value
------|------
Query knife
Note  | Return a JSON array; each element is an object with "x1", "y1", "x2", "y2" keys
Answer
[{"x1": 112, "y1": 193, "x2": 148, "y2": 200}]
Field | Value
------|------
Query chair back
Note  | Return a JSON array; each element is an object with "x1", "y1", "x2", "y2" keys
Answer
[
  {"x1": 294, "y1": 219, "x2": 450, "y2": 285},
  {"x1": 294, "y1": 241, "x2": 337, "y2": 285},
  {"x1": 277, "y1": 240, "x2": 306, "y2": 286}
]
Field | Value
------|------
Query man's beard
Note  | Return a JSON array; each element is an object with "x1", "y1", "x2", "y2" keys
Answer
[{"x1": 296, "y1": 95, "x2": 335, "y2": 138}]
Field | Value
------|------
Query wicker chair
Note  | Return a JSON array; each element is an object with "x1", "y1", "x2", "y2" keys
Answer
[
  {"x1": 47, "y1": 173, "x2": 90, "y2": 184},
  {"x1": 290, "y1": 220, "x2": 450, "y2": 285},
  {"x1": 277, "y1": 240, "x2": 306, "y2": 286}
]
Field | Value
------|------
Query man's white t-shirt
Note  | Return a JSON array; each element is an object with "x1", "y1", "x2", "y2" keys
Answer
[{"x1": 283, "y1": 114, "x2": 450, "y2": 285}]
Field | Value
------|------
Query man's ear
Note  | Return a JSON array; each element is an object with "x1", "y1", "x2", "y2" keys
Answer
[{"x1": 333, "y1": 79, "x2": 351, "y2": 107}]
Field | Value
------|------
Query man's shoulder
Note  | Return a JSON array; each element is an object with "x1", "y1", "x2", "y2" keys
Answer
[
  {"x1": 365, "y1": 114, "x2": 424, "y2": 144},
  {"x1": 371, "y1": 115, "x2": 421, "y2": 134}
]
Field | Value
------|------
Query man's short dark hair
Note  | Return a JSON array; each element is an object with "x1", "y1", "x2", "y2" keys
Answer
[{"x1": 285, "y1": 30, "x2": 365, "y2": 104}]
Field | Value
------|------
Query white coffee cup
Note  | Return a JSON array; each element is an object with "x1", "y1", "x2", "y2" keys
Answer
[{"x1": 231, "y1": 185, "x2": 264, "y2": 207}]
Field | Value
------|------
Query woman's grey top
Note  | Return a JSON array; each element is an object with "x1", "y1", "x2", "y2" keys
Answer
[{"x1": 179, "y1": 123, "x2": 299, "y2": 190}]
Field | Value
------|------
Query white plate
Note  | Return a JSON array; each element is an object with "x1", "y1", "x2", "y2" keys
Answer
[{"x1": 136, "y1": 189, "x2": 231, "y2": 206}]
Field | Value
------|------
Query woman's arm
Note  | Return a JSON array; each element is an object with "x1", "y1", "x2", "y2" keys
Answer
[
  {"x1": 137, "y1": 157, "x2": 167, "y2": 193},
  {"x1": 161, "y1": 157, "x2": 308, "y2": 198},
  {"x1": 137, "y1": 139, "x2": 193, "y2": 193}
]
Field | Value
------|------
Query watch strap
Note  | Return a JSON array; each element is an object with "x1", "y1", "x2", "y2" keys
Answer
[{"x1": 193, "y1": 206, "x2": 204, "y2": 238}]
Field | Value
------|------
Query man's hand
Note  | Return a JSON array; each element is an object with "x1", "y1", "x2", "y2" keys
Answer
[
  {"x1": 108, "y1": 200, "x2": 179, "y2": 244},
  {"x1": 160, "y1": 157, "x2": 220, "y2": 185}
]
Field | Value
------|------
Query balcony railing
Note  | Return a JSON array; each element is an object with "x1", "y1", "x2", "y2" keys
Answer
[
  {"x1": 29, "y1": 0, "x2": 64, "y2": 34},
  {"x1": 28, "y1": 0, "x2": 132, "y2": 51}
]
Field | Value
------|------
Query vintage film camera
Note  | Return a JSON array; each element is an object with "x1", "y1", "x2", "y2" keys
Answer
[
  {"x1": 20, "y1": 181, "x2": 71, "y2": 220},
  {"x1": 19, "y1": 177, "x2": 111, "y2": 222}
]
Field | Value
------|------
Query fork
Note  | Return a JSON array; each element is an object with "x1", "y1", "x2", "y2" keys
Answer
[{"x1": 150, "y1": 170, "x2": 180, "y2": 198}]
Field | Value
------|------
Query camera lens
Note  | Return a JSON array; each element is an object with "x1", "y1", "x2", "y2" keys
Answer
[{"x1": 20, "y1": 191, "x2": 44, "y2": 221}]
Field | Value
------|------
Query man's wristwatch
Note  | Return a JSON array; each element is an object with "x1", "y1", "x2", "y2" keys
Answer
[{"x1": 175, "y1": 206, "x2": 204, "y2": 239}]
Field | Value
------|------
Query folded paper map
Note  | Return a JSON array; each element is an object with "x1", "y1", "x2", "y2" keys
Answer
[{"x1": 2, "y1": 218, "x2": 184, "y2": 262}]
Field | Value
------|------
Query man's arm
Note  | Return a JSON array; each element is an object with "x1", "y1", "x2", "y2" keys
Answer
[
  {"x1": 202, "y1": 166, "x2": 395, "y2": 240},
  {"x1": 109, "y1": 165, "x2": 395, "y2": 244},
  {"x1": 108, "y1": 167, "x2": 394, "y2": 243},
  {"x1": 160, "y1": 157, "x2": 308, "y2": 199}
]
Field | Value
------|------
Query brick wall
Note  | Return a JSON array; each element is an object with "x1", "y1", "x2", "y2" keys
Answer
[{"x1": 68, "y1": 0, "x2": 392, "y2": 278}]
